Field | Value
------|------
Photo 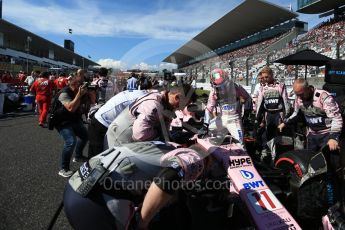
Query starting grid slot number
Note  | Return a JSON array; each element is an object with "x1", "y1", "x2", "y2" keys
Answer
[{"x1": 247, "y1": 189, "x2": 283, "y2": 214}]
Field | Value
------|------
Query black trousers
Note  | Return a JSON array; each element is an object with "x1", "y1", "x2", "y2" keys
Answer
[
  {"x1": 260, "y1": 111, "x2": 283, "y2": 149},
  {"x1": 64, "y1": 184, "x2": 117, "y2": 230},
  {"x1": 88, "y1": 117, "x2": 108, "y2": 158}
]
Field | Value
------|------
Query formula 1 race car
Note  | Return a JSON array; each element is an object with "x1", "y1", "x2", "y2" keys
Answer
[{"x1": 61, "y1": 121, "x2": 345, "y2": 230}]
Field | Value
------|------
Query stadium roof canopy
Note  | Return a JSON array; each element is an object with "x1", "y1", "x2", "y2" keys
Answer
[
  {"x1": 163, "y1": 0, "x2": 298, "y2": 65},
  {"x1": 0, "y1": 19, "x2": 99, "y2": 67},
  {"x1": 297, "y1": 0, "x2": 345, "y2": 14}
]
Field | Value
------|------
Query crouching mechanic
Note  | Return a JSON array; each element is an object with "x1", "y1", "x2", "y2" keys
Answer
[
  {"x1": 135, "y1": 145, "x2": 208, "y2": 229},
  {"x1": 106, "y1": 85, "x2": 193, "y2": 147},
  {"x1": 88, "y1": 89, "x2": 148, "y2": 158},
  {"x1": 278, "y1": 79, "x2": 343, "y2": 152},
  {"x1": 204, "y1": 68, "x2": 250, "y2": 145},
  {"x1": 63, "y1": 143, "x2": 210, "y2": 230}
]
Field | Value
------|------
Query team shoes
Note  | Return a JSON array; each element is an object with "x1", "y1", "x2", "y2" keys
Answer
[
  {"x1": 58, "y1": 156, "x2": 88, "y2": 178},
  {"x1": 58, "y1": 169, "x2": 74, "y2": 178}
]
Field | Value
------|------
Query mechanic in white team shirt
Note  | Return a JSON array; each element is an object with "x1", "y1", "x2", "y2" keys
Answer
[{"x1": 88, "y1": 89, "x2": 148, "y2": 158}]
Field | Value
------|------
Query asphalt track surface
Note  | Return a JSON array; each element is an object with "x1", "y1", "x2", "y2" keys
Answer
[{"x1": 0, "y1": 112, "x2": 82, "y2": 230}]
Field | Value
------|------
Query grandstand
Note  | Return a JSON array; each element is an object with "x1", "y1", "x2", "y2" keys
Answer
[
  {"x1": 297, "y1": 0, "x2": 345, "y2": 14},
  {"x1": 0, "y1": 19, "x2": 99, "y2": 74},
  {"x1": 163, "y1": 0, "x2": 345, "y2": 92},
  {"x1": 163, "y1": 0, "x2": 305, "y2": 87}
]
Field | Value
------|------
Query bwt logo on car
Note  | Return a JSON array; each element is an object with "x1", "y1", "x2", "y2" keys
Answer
[
  {"x1": 240, "y1": 170, "x2": 254, "y2": 180},
  {"x1": 243, "y1": 180, "x2": 264, "y2": 190},
  {"x1": 229, "y1": 157, "x2": 252, "y2": 168}
]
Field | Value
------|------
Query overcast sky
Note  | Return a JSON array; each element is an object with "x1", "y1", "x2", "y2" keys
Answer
[{"x1": 2, "y1": 0, "x2": 326, "y2": 70}]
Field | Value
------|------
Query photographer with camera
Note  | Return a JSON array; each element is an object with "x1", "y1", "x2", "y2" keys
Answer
[{"x1": 55, "y1": 69, "x2": 90, "y2": 177}]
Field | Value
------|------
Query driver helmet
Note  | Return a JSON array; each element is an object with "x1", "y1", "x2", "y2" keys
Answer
[{"x1": 210, "y1": 68, "x2": 228, "y2": 86}]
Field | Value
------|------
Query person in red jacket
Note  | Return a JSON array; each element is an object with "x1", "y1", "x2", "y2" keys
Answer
[
  {"x1": 30, "y1": 71, "x2": 55, "y2": 127},
  {"x1": 54, "y1": 73, "x2": 69, "y2": 91}
]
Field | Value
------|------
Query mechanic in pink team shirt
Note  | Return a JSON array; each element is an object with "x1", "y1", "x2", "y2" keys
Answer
[
  {"x1": 278, "y1": 78, "x2": 343, "y2": 152},
  {"x1": 256, "y1": 66, "x2": 290, "y2": 152},
  {"x1": 106, "y1": 85, "x2": 194, "y2": 147}
]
